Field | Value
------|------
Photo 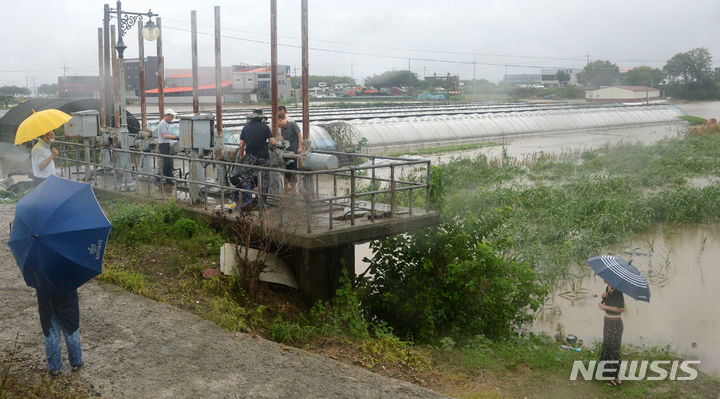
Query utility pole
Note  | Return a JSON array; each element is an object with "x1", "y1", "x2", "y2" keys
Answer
[
  {"x1": 350, "y1": 62, "x2": 355, "y2": 83},
  {"x1": 473, "y1": 60, "x2": 477, "y2": 98}
]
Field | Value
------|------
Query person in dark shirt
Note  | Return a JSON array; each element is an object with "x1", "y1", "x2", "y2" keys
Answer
[
  {"x1": 230, "y1": 110, "x2": 277, "y2": 209},
  {"x1": 598, "y1": 281, "x2": 625, "y2": 386},
  {"x1": 278, "y1": 115, "x2": 303, "y2": 193},
  {"x1": 37, "y1": 289, "x2": 83, "y2": 375}
]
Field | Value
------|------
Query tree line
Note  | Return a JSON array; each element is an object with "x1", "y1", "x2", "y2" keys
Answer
[
  {"x1": 578, "y1": 48, "x2": 718, "y2": 100},
  {"x1": 0, "y1": 83, "x2": 58, "y2": 107}
]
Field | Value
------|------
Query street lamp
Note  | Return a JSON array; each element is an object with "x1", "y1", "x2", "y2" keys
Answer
[
  {"x1": 141, "y1": 16, "x2": 160, "y2": 41},
  {"x1": 106, "y1": 1, "x2": 159, "y2": 127},
  {"x1": 104, "y1": 1, "x2": 159, "y2": 191}
]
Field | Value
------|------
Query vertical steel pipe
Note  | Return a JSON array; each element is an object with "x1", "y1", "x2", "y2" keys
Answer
[
  {"x1": 103, "y1": 4, "x2": 112, "y2": 125},
  {"x1": 301, "y1": 0, "x2": 309, "y2": 141},
  {"x1": 111, "y1": 25, "x2": 120, "y2": 128},
  {"x1": 98, "y1": 27, "x2": 106, "y2": 128},
  {"x1": 270, "y1": 0, "x2": 278, "y2": 136},
  {"x1": 138, "y1": 19, "x2": 147, "y2": 131},
  {"x1": 191, "y1": 10, "x2": 199, "y2": 114},
  {"x1": 214, "y1": 6, "x2": 222, "y2": 138},
  {"x1": 156, "y1": 17, "x2": 165, "y2": 117}
]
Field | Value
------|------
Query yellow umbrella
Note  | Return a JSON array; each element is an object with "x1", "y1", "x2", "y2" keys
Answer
[{"x1": 14, "y1": 109, "x2": 72, "y2": 145}]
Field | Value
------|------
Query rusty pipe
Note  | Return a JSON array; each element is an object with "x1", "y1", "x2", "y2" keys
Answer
[
  {"x1": 270, "y1": 0, "x2": 278, "y2": 137},
  {"x1": 214, "y1": 5, "x2": 223, "y2": 138},
  {"x1": 138, "y1": 19, "x2": 147, "y2": 131},
  {"x1": 111, "y1": 25, "x2": 120, "y2": 129},
  {"x1": 98, "y1": 27, "x2": 106, "y2": 128},
  {"x1": 301, "y1": 0, "x2": 309, "y2": 142},
  {"x1": 191, "y1": 10, "x2": 199, "y2": 114},
  {"x1": 156, "y1": 17, "x2": 165, "y2": 117}
]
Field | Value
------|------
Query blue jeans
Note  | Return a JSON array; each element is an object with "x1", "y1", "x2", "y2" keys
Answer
[{"x1": 43, "y1": 314, "x2": 82, "y2": 372}]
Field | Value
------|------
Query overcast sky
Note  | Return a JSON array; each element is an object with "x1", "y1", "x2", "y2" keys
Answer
[{"x1": 1, "y1": 0, "x2": 719, "y2": 88}]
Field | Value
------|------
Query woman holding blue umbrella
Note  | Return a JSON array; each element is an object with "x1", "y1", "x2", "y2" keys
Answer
[
  {"x1": 587, "y1": 255, "x2": 651, "y2": 388},
  {"x1": 598, "y1": 281, "x2": 625, "y2": 387},
  {"x1": 8, "y1": 175, "x2": 112, "y2": 375}
]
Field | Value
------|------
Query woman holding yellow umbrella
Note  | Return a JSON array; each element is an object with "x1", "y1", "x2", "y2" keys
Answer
[{"x1": 14, "y1": 109, "x2": 72, "y2": 185}]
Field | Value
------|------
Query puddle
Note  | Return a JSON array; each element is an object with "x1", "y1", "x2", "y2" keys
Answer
[{"x1": 533, "y1": 224, "x2": 720, "y2": 376}]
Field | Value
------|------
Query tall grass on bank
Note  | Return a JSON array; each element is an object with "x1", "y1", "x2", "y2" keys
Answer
[
  {"x1": 428, "y1": 131, "x2": 720, "y2": 285},
  {"x1": 105, "y1": 200, "x2": 224, "y2": 254}
]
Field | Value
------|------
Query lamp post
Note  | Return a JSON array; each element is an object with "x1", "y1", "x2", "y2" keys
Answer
[{"x1": 104, "y1": 1, "x2": 159, "y2": 191}]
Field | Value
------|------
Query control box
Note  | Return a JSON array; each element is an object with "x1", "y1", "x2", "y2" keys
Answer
[
  {"x1": 178, "y1": 113, "x2": 215, "y2": 151},
  {"x1": 64, "y1": 110, "x2": 100, "y2": 138}
]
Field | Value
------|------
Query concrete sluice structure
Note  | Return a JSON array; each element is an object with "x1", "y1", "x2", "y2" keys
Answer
[{"x1": 48, "y1": 135, "x2": 439, "y2": 301}]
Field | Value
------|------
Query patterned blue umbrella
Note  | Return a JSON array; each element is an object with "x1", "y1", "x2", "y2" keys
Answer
[
  {"x1": 587, "y1": 255, "x2": 650, "y2": 302},
  {"x1": 7, "y1": 175, "x2": 112, "y2": 295}
]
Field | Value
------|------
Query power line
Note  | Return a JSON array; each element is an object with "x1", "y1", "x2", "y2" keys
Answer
[{"x1": 164, "y1": 25, "x2": 586, "y2": 70}]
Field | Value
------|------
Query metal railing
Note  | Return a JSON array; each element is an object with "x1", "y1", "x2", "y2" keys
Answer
[{"x1": 53, "y1": 137, "x2": 432, "y2": 234}]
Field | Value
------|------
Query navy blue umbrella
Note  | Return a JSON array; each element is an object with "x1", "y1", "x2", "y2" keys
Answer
[
  {"x1": 587, "y1": 255, "x2": 650, "y2": 302},
  {"x1": 7, "y1": 175, "x2": 112, "y2": 295}
]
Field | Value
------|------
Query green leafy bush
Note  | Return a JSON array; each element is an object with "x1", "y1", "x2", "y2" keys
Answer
[
  {"x1": 361, "y1": 220, "x2": 548, "y2": 342},
  {"x1": 106, "y1": 201, "x2": 224, "y2": 254},
  {"x1": 172, "y1": 218, "x2": 198, "y2": 238}
]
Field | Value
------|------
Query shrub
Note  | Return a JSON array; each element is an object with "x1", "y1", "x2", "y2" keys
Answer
[{"x1": 360, "y1": 220, "x2": 548, "y2": 342}]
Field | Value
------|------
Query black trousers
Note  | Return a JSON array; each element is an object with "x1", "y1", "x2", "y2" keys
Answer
[
  {"x1": 600, "y1": 317, "x2": 623, "y2": 379},
  {"x1": 158, "y1": 143, "x2": 173, "y2": 184}
]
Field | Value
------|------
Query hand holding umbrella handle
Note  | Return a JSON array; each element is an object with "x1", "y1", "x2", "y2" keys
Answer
[{"x1": 51, "y1": 148, "x2": 59, "y2": 157}]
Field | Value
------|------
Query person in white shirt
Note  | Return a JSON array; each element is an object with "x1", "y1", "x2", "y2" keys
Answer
[
  {"x1": 31, "y1": 130, "x2": 58, "y2": 185},
  {"x1": 155, "y1": 109, "x2": 178, "y2": 186}
]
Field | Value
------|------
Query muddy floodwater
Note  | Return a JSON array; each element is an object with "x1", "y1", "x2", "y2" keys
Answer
[
  {"x1": 355, "y1": 225, "x2": 720, "y2": 376},
  {"x1": 534, "y1": 224, "x2": 720, "y2": 376}
]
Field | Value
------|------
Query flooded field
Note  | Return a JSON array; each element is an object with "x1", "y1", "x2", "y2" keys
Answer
[
  {"x1": 534, "y1": 224, "x2": 720, "y2": 376},
  {"x1": 355, "y1": 101, "x2": 720, "y2": 377}
]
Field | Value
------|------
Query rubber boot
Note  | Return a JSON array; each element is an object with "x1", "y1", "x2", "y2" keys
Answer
[{"x1": 241, "y1": 183, "x2": 254, "y2": 209}]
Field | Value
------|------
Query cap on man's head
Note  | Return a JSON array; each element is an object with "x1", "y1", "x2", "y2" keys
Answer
[
  {"x1": 248, "y1": 109, "x2": 265, "y2": 119},
  {"x1": 164, "y1": 109, "x2": 178, "y2": 117}
]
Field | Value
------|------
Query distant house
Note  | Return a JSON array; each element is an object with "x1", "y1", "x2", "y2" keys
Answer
[
  {"x1": 228, "y1": 65, "x2": 291, "y2": 102},
  {"x1": 58, "y1": 76, "x2": 100, "y2": 99},
  {"x1": 585, "y1": 86, "x2": 660, "y2": 103}
]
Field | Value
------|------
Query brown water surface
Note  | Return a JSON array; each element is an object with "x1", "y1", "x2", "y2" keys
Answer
[{"x1": 533, "y1": 224, "x2": 720, "y2": 376}]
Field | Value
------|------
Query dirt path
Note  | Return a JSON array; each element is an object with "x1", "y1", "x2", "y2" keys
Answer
[{"x1": 0, "y1": 204, "x2": 447, "y2": 399}]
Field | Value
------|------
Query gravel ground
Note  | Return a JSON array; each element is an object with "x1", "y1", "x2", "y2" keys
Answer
[{"x1": 0, "y1": 204, "x2": 448, "y2": 399}]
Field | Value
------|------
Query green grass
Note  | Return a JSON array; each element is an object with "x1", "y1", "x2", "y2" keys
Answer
[
  {"x1": 388, "y1": 141, "x2": 501, "y2": 157},
  {"x1": 97, "y1": 261, "x2": 153, "y2": 296},
  {"x1": 679, "y1": 115, "x2": 708, "y2": 125},
  {"x1": 419, "y1": 132, "x2": 720, "y2": 286}
]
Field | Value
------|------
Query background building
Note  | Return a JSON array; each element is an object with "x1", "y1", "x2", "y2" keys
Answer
[
  {"x1": 123, "y1": 56, "x2": 159, "y2": 98},
  {"x1": 585, "y1": 86, "x2": 660, "y2": 103},
  {"x1": 227, "y1": 64, "x2": 291, "y2": 102},
  {"x1": 540, "y1": 68, "x2": 581, "y2": 87},
  {"x1": 503, "y1": 73, "x2": 542, "y2": 87},
  {"x1": 57, "y1": 76, "x2": 100, "y2": 98}
]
